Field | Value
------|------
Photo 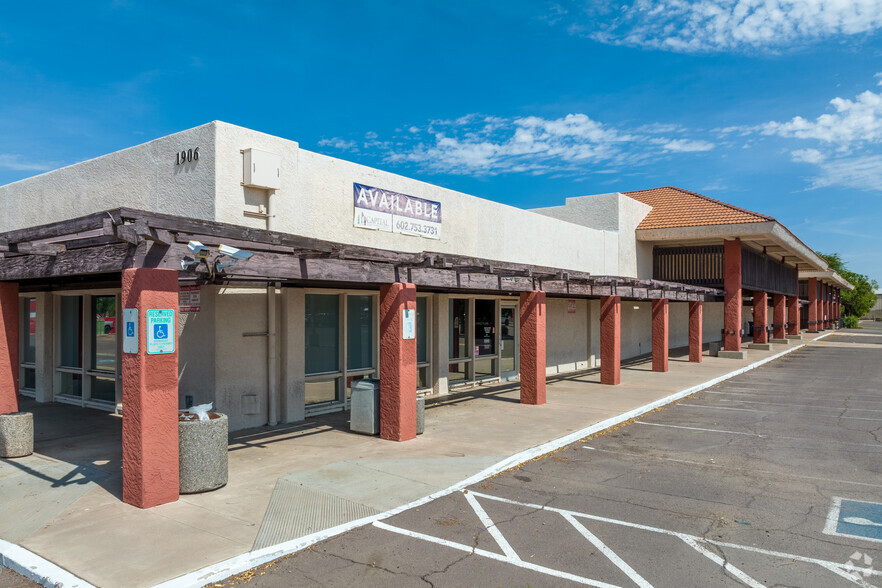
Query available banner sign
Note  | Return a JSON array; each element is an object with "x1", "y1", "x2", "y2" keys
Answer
[{"x1": 353, "y1": 183, "x2": 441, "y2": 239}]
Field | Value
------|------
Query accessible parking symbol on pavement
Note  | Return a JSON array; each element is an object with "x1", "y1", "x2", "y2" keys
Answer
[{"x1": 825, "y1": 497, "x2": 882, "y2": 543}]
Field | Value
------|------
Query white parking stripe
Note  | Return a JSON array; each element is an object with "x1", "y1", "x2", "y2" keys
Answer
[
  {"x1": 468, "y1": 491, "x2": 882, "y2": 579},
  {"x1": 562, "y1": 513, "x2": 654, "y2": 588},
  {"x1": 676, "y1": 404, "x2": 882, "y2": 421},
  {"x1": 372, "y1": 521, "x2": 623, "y2": 588},
  {"x1": 716, "y1": 398, "x2": 882, "y2": 412},
  {"x1": 677, "y1": 404, "x2": 763, "y2": 412},
  {"x1": 635, "y1": 422, "x2": 764, "y2": 437},
  {"x1": 463, "y1": 491, "x2": 520, "y2": 561},
  {"x1": 679, "y1": 536, "x2": 766, "y2": 588}
]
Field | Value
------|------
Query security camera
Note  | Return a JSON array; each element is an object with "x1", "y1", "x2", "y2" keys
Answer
[
  {"x1": 218, "y1": 244, "x2": 254, "y2": 261},
  {"x1": 188, "y1": 241, "x2": 210, "y2": 260}
]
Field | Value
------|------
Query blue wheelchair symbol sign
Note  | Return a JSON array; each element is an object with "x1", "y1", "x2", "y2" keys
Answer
[
  {"x1": 126, "y1": 322, "x2": 135, "y2": 337},
  {"x1": 153, "y1": 323, "x2": 168, "y2": 340}
]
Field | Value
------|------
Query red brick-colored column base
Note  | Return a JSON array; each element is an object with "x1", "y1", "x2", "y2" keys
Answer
[
  {"x1": 787, "y1": 295, "x2": 799, "y2": 335},
  {"x1": 689, "y1": 301, "x2": 702, "y2": 363},
  {"x1": 519, "y1": 291, "x2": 546, "y2": 405},
  {"x1": 0, "y1": 282, "x2": 19, "y2": 415},
  {"x1": 601, "y1": 296, "x2": 621, "y2": 385},
  {"x1": 807, "y1": 277, "x2": 819, "y2": 333},
  {"x1": 773, "y1": 294, "x2": 785, "y2": 340},
  {"x1": 121, "y1": 268, "x2": 180, "y2": 509},
  {"x1": 724, "y1": 239, "x2": 742, "y2": 351},
  {"x1": 652, "y1": 298, "x2": 669, "y2": 372},
  {"x1": 753, "y1": 292, "x2": 768, "y2": 344},
  {"x1": 379, "y1": 282, "x2": 417, "y2": 442}
]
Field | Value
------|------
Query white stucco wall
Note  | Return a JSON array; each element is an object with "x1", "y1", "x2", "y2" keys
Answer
[
  {"x1": 546, "y1": 298, "x2": 589, "y2": 375},
  {"x1": 213, "y1": 287, "x2": 271, "y2": 431},
  {"x1": 211, "y1": 122, "x2": 620, "y2": 274},
  {"x1": 532, "y1": 192, "x2": 651, "y2": 278},
  {"x1": 178, "y1": 285, "x2": 217, "y2": 409},
  {"x1": 1, "y1": 124, "x2": 217, "y2": 231}
]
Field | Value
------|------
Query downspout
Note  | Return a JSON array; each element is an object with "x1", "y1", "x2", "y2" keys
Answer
[{"x1": 266, "y1": 191, "x2": 279, "y2": 426}]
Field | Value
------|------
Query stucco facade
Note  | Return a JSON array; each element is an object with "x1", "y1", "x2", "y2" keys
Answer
[{"x1": 2, "y1": 121, "x2": 845, "y2": 434}]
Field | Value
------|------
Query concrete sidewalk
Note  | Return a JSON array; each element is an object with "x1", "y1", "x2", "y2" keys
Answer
[{"x1": 0, "y1": 333, "x2": 827, "y2": 587}]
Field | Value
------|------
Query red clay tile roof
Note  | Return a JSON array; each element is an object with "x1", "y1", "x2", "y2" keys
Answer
[{"x1": 624, "y1": 186, "x2": 774, "y2": 230}]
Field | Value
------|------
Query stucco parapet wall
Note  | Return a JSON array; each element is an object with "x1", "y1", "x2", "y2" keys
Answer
[
  {"x1": 636, "y1": 220, "x2": 829, "y2": 272},
  {"x1": 0, "y1": 207, "x2": 724, "y2": 301},
  {"x1": 798, "y1": 270, "x2": 853, "y2": 290}
]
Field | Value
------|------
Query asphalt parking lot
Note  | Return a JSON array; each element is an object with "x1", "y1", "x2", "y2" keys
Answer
[{"x1": 214, "y1": 332, "x2": 882, "y2": 587}]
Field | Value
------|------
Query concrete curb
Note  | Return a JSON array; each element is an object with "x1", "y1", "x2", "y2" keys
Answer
[
  {"x1": 3, "y1": 334, "x2": 829, "y2": 588},
  {"x1": 0, "y1": 539, "x2": 95, "y2": 588}
]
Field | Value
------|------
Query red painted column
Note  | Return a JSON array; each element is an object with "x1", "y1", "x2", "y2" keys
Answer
[
  {"x1": 807, "y1": 277, "x2": 818, "y2": 332},
  {"x1": 688, "y1": 300, "x2": 702, "y2": 363},
  {"x1": 787, "y1": 295, "x2": 799, "y2": 335},
  {"x1": 772, "y1": 294, "x2": 785, "y2": 340},
  {"x1": 753, "y1": 291, "x2": 768, "y2": 344},
  {"x1": 820, "y1": 284, "x2": 826, "y2": 329},
  {"x1": 519, "y1": 291, "x2": 546, "y2": 405},
  {"x1": 651, "y1": 298, "x2": 669, "y2": 372},
  {"x1": 121, "y1": 268, "x2": 179, "y2": 509},
  {"x1": 0, "y1": 282, "x2": 19, "y2": 415},
  {"x1": 724, "y1": 239, "x2": 742, "y2": 351},
  {"x1": 379, "y1": 282, "x2": 417, "y2": 442},
  {"x1": 824, "y1": 284, "x2": 833, "y2": 329},
  {"x1": 600, "y1": 295, "x2": 621, "y2": 385}
]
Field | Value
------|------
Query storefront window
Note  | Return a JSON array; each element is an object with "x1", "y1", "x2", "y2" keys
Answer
[
  {"x1": 23, "y1": 298, "x2": 36, "y2": 364},
  {"x1": 346, "y1": 295, "x2": 373, "y2": 371},
  {"x1": 59, "y1": 296, "x2": 83, "y2": 369},
  {"x1": 474, "y1": 299, "x2": 496, "y2": 356},
  {"x1": 91, "y1": 295, "x2": 117, "y2": 373},
  {"x1": 305, "y1": 294, "x2": 340, "y2": 375},
  {"x1": 449, "y1": 299, "x2": 469, "y2": 360},
  {"x1": 416, "y1": 297, "x2": 428, "y2": 365}
]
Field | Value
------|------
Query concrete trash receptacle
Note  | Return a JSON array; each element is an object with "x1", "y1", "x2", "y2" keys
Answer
[
  {"x1": 351, "y1": 378, "x2": 381, "y2": 435},
  {"x1": 0, "y1": 412, "x2": 33, "y2": 458},
  {"x1": 179, "y1": 412, "x2": 228, "y2": 494}
]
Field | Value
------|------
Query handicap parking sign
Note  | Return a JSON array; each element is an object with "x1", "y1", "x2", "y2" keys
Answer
[
  {"x1": 127, "y1": 322, "x2": 135, "y2": 337},
  {"x1": 146, "y1": 309, "x2": 175, "y2": 355}
]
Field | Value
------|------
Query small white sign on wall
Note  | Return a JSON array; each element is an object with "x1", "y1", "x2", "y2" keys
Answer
[
  {"x1": 123, "y1": 308, "x2": 138, "y2": 354},
  {"x1": 402, "y1": 309, "x2": 416, "y2": 340}
]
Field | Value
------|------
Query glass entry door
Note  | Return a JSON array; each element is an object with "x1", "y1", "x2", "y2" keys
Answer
[{"x1": 500, "y1": 305, "x2": 518, "y2": 380}]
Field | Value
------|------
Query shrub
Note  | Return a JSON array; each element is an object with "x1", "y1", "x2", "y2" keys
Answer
[{"x1": 843, "y1": 315, "x2": 859, "y2": 329}]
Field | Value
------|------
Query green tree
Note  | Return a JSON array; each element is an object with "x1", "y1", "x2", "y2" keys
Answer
[{"x1": 816, "y1": 252, "x2": 878, "y2": 318}]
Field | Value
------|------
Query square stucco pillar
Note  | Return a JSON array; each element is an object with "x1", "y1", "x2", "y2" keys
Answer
[
  {"x1": 379, "y1": 282, "x2": 417, "y2": 442},
  {"x1": 724, "y1": 239, "x2": 742, "y2": 351},
  {"x1": 651, "y1": 298, "x2": 669, "y2": 372},
  {"x1": 753, "y1": 292, "x2": 769, "y2": 344},
  {"x1": 807, "y1": 277, "x2": 818, "y2": 333},
  {"x1": 600, "y1": 295, "x2": 621, "y2": 385},
  {"x1": 689, "y1": 301, "x2": 702, "y2": 363},
  {"x1": 787, "y1": 295, "x2": 799, "y2": 336},
  {"x1": 519, "y1": 290, "x2": 546, "y2": 405},
  {"x1": 0, "y1": 282, "x2": 19, "y2": 415},
  {"x1": 772, "y1": 294, "x2": 786, "y2": 340},
  {"x1": 825, "y1": 285, "x2": 831, "y2": 328},
  {"x1": 121, "y1": 268, "x2": 180, "y2": 509}
]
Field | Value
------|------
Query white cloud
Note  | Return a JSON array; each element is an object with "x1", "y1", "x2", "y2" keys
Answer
[
  {"x1": 760, "y1": 89, "x2": 882, "y2": 146},
  {"x1": 800, "y1": 153, "x2": 882, "y2": 191},
  {"x1": 317, "y1": 137, "x2": 358, "y2": 152},
  {"x1": 370, "y1": 112, "x2": 712, "y2": 176},
  {"x1": 660, "y1": 139, "x2": 715, "y2": 152},
  {"x1": 791, "y1": 148, "x2": 825, "y2": 164},
  {"x1": 578, "y1": 0, "x2": 882, "y2": 52},
  {"x1": 0, "y1": 154, "x2": 55, "y2": 172}
]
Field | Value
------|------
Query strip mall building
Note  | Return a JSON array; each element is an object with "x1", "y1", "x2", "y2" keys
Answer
[{"x1": 0, "y1": 121, "x2": 851, "y2": 508}]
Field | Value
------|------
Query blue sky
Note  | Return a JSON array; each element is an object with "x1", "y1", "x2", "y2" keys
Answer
[{"x1": 1, "y1": 1, "x2": 881, "y2": 282}]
